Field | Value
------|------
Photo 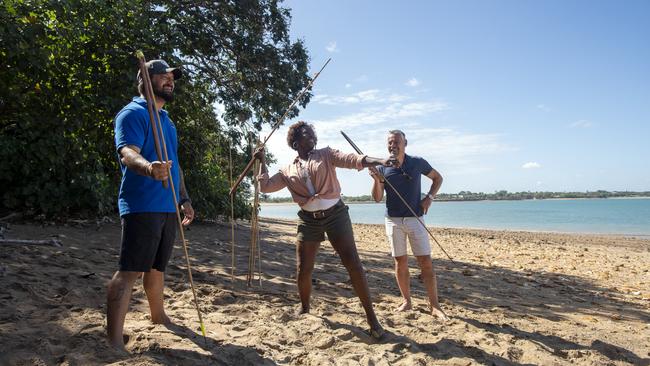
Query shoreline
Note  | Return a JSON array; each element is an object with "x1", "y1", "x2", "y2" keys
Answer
[
  {"x1": 260, "y1": 195, "x2": 650, "y2": 205},
  {"x1": 258, "y1": 215, "x2": 650, "y2": 239}
]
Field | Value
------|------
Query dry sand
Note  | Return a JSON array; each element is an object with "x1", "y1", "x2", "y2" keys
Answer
[{"x1": 1, "y1": 217, "x2": 649, "y2": 365}]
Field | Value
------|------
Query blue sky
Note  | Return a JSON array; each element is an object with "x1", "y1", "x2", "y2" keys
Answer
[{"x1": 260, "y1": 0, "x2": 650, "y2": 197}]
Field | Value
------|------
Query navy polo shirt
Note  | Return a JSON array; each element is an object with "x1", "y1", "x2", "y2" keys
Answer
[
  {"x1": 377, "y1": 154, "x2": 433, "y2": 217},
  {"x1": 114, "y1": 97, "x2": 180, "y2": 216}
]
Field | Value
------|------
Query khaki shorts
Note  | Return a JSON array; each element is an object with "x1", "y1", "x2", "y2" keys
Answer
[
  {"x1": 385, "y1": 216, "x2": 431, "y2": 257},
  {"x1": 296, "y1": 201, "x2": 354, "y2": 242}
]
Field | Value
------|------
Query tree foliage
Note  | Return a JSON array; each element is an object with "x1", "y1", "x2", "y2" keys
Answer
[{"x1": 0, "y1": 0, "x2": 311, "y2": 219}]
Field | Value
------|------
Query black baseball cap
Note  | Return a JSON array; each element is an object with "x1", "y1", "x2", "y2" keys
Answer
[{"x1": 137, "y1": 59, "x2": 182, "y2": 82}]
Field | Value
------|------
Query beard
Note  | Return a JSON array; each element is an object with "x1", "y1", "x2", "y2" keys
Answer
[{"x1": 153, "y1": 85, "x2": 174, "y2": 102}]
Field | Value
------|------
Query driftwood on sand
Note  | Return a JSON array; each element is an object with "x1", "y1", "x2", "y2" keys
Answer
[{"x1": 0, "y1": 238, "x2": 62, "y2": 247}]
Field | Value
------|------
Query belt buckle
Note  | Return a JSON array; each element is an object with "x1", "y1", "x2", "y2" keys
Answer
[{"x1": 313, "y1": 210, "x2": 325, "y2": 219}]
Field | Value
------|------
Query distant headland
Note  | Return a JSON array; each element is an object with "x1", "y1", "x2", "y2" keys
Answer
[{"x1": 260, "y1": 190, "x2": 650, "y2": 203}]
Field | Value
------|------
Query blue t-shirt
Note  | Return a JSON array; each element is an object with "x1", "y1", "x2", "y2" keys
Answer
[
  {"x1": 377, "y1": 154, "x2": 433, "y2": 217},
  {"x1": 114, "y1": 97, "x2": 180, "y2": 216}
]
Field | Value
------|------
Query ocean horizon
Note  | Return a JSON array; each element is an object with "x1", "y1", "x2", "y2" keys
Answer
[{"x1": 259, "y1": 197, "x2": 650, "y2": 237}]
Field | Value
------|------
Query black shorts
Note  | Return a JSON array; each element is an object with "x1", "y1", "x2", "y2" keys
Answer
[{"x1": 119, "y1": 212, "x2": 177, "y2": 272}]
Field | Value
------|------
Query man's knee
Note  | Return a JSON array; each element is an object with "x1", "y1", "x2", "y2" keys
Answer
[
  {"x1": 341, "y1": 255, "x2": 363, "y2": 274},
  {"x1": 143, "y1": 269, "x2": 163, "y2": 280},
  {"x1": 113, "y1": 269, "x2": 142, "y2": 279},
  {"x1": 108, "y1": 271, "x2": 140, "y2": 294},
  {"x1": 393, "y1": 255, "x2": 409, "y2": 271},
  {"x1": 416, "y1": 255, "x2": 433, "y2": 272},
  {"x1": 297, "y1": 261, "x2": 315, "y2": 275},
  {"x1": 394, "y1": 255, "x2": 408, "y2": 265},
  {"x1": 143, "y1": 270, "x2": 165, "y2": 289}
]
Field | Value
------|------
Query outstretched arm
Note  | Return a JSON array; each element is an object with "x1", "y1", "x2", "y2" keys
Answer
[
  {"x1": 254, "y1": 147, "x2": 287, "y2": 193},
  {"x1": 362, "y1": 156, "x2": 399, "y2": 168},
  {"x1": 329, "y1": 148, "x2": 400, "y2": 170}
]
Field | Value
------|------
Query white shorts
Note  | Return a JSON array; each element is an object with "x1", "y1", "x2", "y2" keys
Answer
[{"x1": 385, "y1": 216, "x2": 431, "y2": 257}]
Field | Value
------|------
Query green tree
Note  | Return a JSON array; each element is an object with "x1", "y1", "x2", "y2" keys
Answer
[{"x1": 0, "y1": 0, "x2": 310, "y2": 220}]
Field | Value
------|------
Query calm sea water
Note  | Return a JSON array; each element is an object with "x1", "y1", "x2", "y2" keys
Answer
[{"x1": 259, "y1": 198, "x2": 650, "y2": 236}]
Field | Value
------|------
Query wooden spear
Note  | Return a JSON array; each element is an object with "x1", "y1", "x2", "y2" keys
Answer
[
  {"x1": 135, "y1": 51, "x2": 207, "y2": 343},
  {"x1": 136, "y1": 54, "x2": 168, "y2": 189},
  {"x1": 228, "y1": 58, "x2": 331, "y2": 196}
]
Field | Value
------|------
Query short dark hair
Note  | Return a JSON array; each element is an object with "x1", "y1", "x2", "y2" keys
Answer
[
  {"x1": 388, "y1": 129, "x2": 406, "y2": 139},
  {"x1": 286, "y1": 121, "x2": 316, "y2": 149}
]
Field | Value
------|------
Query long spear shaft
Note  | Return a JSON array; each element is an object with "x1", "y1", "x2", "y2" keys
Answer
[
  {"x1": 228, "y1": 58, "x2": 332, "y2": 196},
  {"x1": 135, "y1": 51, "x2": 208, "y2": 343},
  {"x1": 340, "y1": 131, "x2": 454, "y2": 262},
  {"x1": 229, "y1": 140, "x2": 236, "y2": 284},
  {"x1": 136, "y1": 55, "x2": 168, "y2": 189}
]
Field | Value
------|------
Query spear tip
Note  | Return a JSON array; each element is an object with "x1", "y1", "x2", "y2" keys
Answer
[{"x1": 200, "y1": 322, "x2": 207, "y2": 344}]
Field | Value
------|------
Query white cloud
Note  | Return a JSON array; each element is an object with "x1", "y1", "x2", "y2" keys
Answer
[
  {"x1": 536, "y1": 104, "x2": 550, "y2": 112},
  {"x1": 309, "y1": 100, "x2": 449, "y2": 134},
  {"x1": 344, "y1": 83, "x2": 351, "y2": 88},
  {"x1": 569, "y1": 120, "x2": 593, "y2": 128},
  {"x1": 325, "y1": 125, "x2": 514, "y2": 178},
  {"x1": 522, "y1": 162, "x2": 541, "y2": 169},
  {"x1": 260, "y1": 99, "x2": 512, "y2": 196},
  {"x1": 258, "y1": 84, "x2": 515, "y2": 196},
  {"x1": 306, "y1": 104, "x2": 512, "y2": 177},
  {"x1": 313, "y1": 89, "x2": 410, "y2": 106},
  {"x1": 325, "y1": 41, "x2": 339, "y2": 53},
  {"x1": 406, "y1": 77, "x2": 420, "y2": 87},
  {"x1": 355, "y1": 75, "x2": 368, "y2": 82}
]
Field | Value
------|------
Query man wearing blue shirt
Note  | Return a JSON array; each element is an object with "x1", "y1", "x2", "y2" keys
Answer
[
  {"x1": 107, "y1": 59, "x2": 194, "y2": 350},
  {"x1": 370, "y1": 130, "x2": 447, "y2": 321}
]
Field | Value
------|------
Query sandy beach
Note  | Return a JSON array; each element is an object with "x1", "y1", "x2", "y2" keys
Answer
[{"x1": 1, "y1": 217, "x2": 649, "y2": 365}]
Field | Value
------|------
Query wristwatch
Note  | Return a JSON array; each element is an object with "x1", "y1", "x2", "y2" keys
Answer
[{"x1": 426, "y1": 193, "x2": 435, "y2": 201}]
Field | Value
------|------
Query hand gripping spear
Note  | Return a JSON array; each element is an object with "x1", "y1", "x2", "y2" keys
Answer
[
  {"x1": 228, "y1": 58, "x2": 332, "y2": 196},
  {"x1": 340, "y1": 131, "x2": 454, "y2": 262},
  {"x1": 135, "y1": 51, "x2": 207, "y2": 343}
]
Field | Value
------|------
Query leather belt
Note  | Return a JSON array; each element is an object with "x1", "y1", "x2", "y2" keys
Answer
[{"x1": 301, "y1": 200, "x2": 344, "y2": 219}]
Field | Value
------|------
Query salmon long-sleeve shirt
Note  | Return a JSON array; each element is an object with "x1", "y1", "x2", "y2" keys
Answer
[{"x1": 258, "y1": 147, "x2": 366, "y2": 206}]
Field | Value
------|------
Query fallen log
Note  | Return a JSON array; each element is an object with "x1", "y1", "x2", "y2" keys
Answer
[
  {"x1": 0, "y1": 238, "x2": 62, "y2": 247},
  {"x1": 0, "y1": 212, "x2": 21, "y2": 222}
]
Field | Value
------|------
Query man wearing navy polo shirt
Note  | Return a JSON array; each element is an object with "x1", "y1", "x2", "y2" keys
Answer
[
  {"x1": 370, "y1": 130, "x2": 448, "y2": 321},
  {"x1": 107, "y1": 59, "x2": 194, "y2": 350}
]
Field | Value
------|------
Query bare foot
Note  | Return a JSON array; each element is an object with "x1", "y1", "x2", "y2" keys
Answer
[
  {"x1": 151, "y1": 313, "x2": 172, "y2": 325},
  {"x1": 107, "y1": 334, "x2": 129, "y2": 354},
  {"x1": 295, "y1": 305, "x2": 310, "y2": 316},
  {"x1": 369, "y1": 324, "x2": 385, "y2": 340},
  {"x1": 397, "y1": 300, "x2": 412, "y2": 312},
  {"x1": 431, "y1": 305, "x2": 449, "y2": 321},
  {"x1": 108, "y1": 341, "x2": 128, "y2": 353}
]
